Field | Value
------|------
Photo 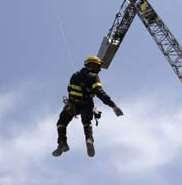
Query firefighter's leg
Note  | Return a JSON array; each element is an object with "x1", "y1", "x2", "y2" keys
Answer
[
  {"x1": 81, "y1": 110, "x2": 94, "y2": 141},
  {"x1": 81, "y1": 108, "x2": 95, "y2": 157},
  {"x1": 57, "y1": 110, "x2": 73, "y2": 144},
  {"x1": 52, "y1": 106, "x2": 74, "y2": 157}
]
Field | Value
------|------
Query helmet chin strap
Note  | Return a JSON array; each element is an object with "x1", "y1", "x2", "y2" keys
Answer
[
  {"x1": 88, "y1": 72, "x2": 98, "y2": 77},
  {"x1": 85, "y1": 67, "x2": 100, "y2": 77}
]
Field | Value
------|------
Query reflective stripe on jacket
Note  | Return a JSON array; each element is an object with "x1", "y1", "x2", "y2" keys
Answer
[{"x1": 68, "y1": 68, "x2": 115, "y2": 107}]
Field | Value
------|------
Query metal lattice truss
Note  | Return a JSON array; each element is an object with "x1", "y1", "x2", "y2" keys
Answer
[
  {"x1": 97, "y1": 0, "x2": 137, "y2": 69},
  {"x1": 97, "y1": 0, "x2": 182, "y2": 82},
  {"x1": 107, "y1": 0, "x2": 137, "y2": 43}
]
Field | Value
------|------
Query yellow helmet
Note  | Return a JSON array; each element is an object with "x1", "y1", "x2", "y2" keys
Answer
[{"x1": 84, "y1": 56, "x2": 103, "y2": 66}]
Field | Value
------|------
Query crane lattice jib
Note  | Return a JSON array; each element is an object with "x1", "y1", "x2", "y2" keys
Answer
[
  {"x1": 136, "y1": 0, "x2": 182, "y2": 82},
  {"x1": 108, "y1": 0, "x2": 137, "y2": 43},
  {"x1": 97, "y1": 0, "x2": 137, "y2": 68}
]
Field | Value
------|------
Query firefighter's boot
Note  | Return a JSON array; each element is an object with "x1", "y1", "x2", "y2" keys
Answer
[
  {"x1": 52, "y1": 141, "x2": 70, "y2": 157},
  {"x1": 52, "y1": 125, "x2": 70, "y2": 157}
]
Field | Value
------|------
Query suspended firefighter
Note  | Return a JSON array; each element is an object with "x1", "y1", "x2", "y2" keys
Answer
[{"x1": 52, "y1": 56, "x2": 124, "y2": 157}]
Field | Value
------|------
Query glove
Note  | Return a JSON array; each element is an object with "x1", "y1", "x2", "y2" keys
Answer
[{"x1": 112, "y1": 106, "x2": 124, "y2": 116}]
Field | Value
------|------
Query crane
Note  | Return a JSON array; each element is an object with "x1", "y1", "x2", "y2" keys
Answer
[{"x1": 97, "y1": 0, "x2": 182, "y2": 82}]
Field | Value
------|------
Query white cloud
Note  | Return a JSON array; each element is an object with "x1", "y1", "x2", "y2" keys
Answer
[
  {"x1": 0, "y1": 113, "x2": 57, "y2": 185},
  {"x1": 0, "y1": 83, "x2": 32, "y2": 120},
  {"x1": 0, "y1": 92, "x2": 17, "y2": 119},
  {"x1": 96, "y1": 96, "x2": 182, "y2": 173}
]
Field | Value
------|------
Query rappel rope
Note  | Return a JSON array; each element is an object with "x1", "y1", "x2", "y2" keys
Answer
[{"x1": 58, "y1": 17, "x2": 77, "y2": 69}]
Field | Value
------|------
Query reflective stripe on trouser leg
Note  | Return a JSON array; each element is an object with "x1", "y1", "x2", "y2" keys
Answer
[{"x1": 83, "y1": 124, "x2": 94, "y2": 142}]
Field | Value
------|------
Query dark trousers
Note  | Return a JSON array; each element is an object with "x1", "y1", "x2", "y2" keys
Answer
[{"x1": 56, "y1": 102, "x2": 94, "y2": 144}]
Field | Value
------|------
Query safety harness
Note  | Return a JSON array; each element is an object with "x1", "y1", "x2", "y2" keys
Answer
[{"x1": 62, "y1": 96, "x2": 102, "y2": 126}]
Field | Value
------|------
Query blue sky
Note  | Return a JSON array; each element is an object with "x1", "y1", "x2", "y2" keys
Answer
[{"x1": 0, "y1": 0, "x2": 182, "y2": 185}]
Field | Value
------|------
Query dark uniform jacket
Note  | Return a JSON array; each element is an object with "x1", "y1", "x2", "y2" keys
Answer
[{"x1": 68, "y1": 68, "x2": 115, "y2": 108}]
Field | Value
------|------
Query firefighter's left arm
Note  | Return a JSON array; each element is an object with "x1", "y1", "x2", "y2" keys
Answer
[
  {"x1": 92, "y1": 76, "x2": 114, "y2": 106},
  {"x1": 92, "y1": 76, "x2": 124, "y2": 116}
]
